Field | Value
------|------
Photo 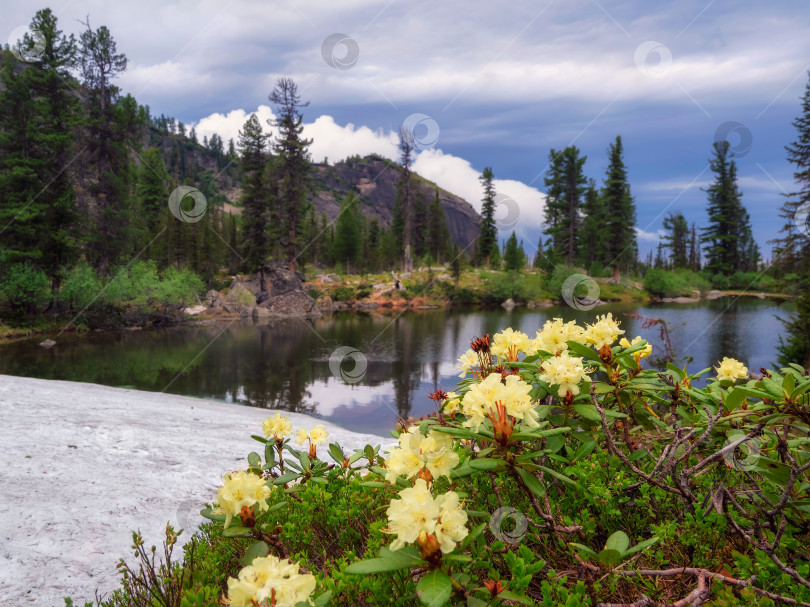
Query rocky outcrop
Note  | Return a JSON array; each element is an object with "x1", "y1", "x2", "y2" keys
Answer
[{"x1": 252, "y1": 262, "x2": 320, "y2": 319}]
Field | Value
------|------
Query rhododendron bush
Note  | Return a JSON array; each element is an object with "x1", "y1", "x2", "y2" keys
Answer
[{"x1": 106, "y1": 315, "x2": 809, "y2": 606}]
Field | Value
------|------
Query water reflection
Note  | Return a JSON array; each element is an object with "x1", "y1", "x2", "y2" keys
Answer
[{"x1": 0, "y1": 299, "x2": 793, "y2": 435}]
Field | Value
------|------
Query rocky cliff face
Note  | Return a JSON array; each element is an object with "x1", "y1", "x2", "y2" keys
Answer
[{"x1": 308, "y1": 154, "x2": 481, "y2": 250}]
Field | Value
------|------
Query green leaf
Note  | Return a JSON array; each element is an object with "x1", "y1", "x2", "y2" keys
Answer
[
  {"x1": 267, "y1": 501, "x2": 287, "y2": 514},
  {"x1": 416, "y1": 570, "x2": 452, "y2": 607},
  {"x1": 537, "y1": 465, "x2": 579, "y2": 488},
  {"x1": 567, "y1": 340, "x2": 599, "y2": 360},
  {"x1": 572, "y1": 404, "x2": 602, "y2": 422},
  {"x1": 273, "y1": 473, "x2": 300, "y2": 485},
  {"x1": 597, "y1": 548, "x2": 623, "y2": 565},
  {"x1": 223, "y1": 525, "x2": 252, "y2": 537},
  {"x1": 247, "y1": 452, "x2": 262, "y2": 468},
  {"x1": 459, "y1": 522, "x2": 487, "y2": 550},
  {"x1": 360, "y1": 481, "x2": 388, "y2": 488},
  {"x1": 515, "y1": 467, "x2": 545, "y2": 499},
  {"x1": 344, "y1": 546, "x2": 426, "y2": 574},
  {"x1": 568, "y1": 542, "x2": 598, "y2": 560},
  {"x1": 724, "y1": 389, "x2": 748, "y2": 411},
  {"x1": 496, "y1": 590, "x2": 533, "y2": 605},
  {"x1": 624, "y1": 536, "x2": 659, "y2": 557},
  {"x1": 450, "y1": 464, "x2": 476, "y2": 479},
  {"x1": 310, "y1": 590, "x2": 332, "y2": 607},
  {"x1": 243, "y1": 541, "x2": 269, "y2": 566},
  {"x1": 328, "y1": 443, "x2": 345, "y2": 464},
  {"x1": 469, "y1": 458, "x2": 501, "y2": 471},
  {"x1": 199, "y1": 507, "x2": 225, "y2": 522},
  {"x1": 604, "y1": 531, "x2": 630, "y2": 554},
  {"x1": 251, "y1": 434, "x2": 268, "y2": 443}
]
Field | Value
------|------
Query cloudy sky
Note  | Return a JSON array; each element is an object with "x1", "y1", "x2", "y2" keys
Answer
[{"x1": 6, "y1": 0, "x2": 810, "y2": 261}]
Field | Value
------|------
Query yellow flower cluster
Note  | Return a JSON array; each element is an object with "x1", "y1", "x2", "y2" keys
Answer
[
  {"x1": 296, "y1": 425, "x2": 329, "y2": 446},
  {"x1": 386, "y1": 478, "x2": 468, "y2": 553},
  {"x1": 620, "y1": 336, "x2": 652, "y2": 362},
  {"x1": 538, "y1": 351, "x2": 592, "y2": 397},
  {"x1": 533, "y1": 318, "x2": 587, "y2": 355},
  {"x1": 216, "y1": 470, "x2": 272, "y2": 528},
  {"x1": 225, "y1": 555, "x2": 316, "y2": 607},
  {"x1": 384, "y1": 426, "x2": 459, "y2": 483},
  {"x1": 456, "y1": 349, "x2": 480, "y2": 377},
  {"x1": 262, "y1": 412, "x2": 293, "y2": 440},
  {"x1": 442, "y1": 391, "x2": 462, "y2": 415},
  {"x1": 715, "y1": 357, "x2": 748, "y2": 382},
  {"x1": 460, "y1": 372, "x2": 537, "y2": 430},
  {"x1": 585, "y1": 313, "x2": 625, "y2": 349},
  {"x1": 491, "y1": 328, "x2": 531, "y2": 362}
]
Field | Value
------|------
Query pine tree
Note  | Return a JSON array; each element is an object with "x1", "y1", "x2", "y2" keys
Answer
[
  {"x1": 600, "y1": 136, "x2": 637, "y2": 279},
  {"x1": 237, "y1": 114, "x2": 270, "y2": 270},
  {"x1": 397, "y1": 127, "x2": 415, "y2": 271},
  {"x1": 543, "y1": 147, "x2": 587, "y2": 266},
  {"x1": 661, "y1": 212, "x2": 689, "y2": 269},
  {"x1": 332, "y1": 191, "x2": 362, "y2": 272},
  {"x1": 688, "y1": 222, "x2": 701, "y2": 271},
  {"x1": 0, "y1": 10, "x2": 82, "y2": 294},
  {"x1": 771, "y1": 72, "x2": 810, "y2": 276},
  {"x1": 701, "y1": 141, "x2": 753, "y2": 275},
  {"x1": 532, "y1": 235, "x2": 545, "y2": 269},
  {"x1": 137, "y1": 147, "x2": 169, "y2": 233},
  {"x1": 580, "y1": 179, "x2": 604, "y2": 268},
  {"x1": 269, "y1": 78, "x2": 312, "y2": 272},
  {"x1": 477, "y1": 167, "x2": 498, "y2": 265},
  {"x1": 503, "y1": 231, "x2": 523, "y2": 271},
  {"x1": 427, "y1": 189, "x2": 450, "y2": 264}
]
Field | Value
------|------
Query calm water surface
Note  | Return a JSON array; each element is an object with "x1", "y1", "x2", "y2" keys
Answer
[{"x1": 0, "y1": 299, "x2": 793, "y2": 436}]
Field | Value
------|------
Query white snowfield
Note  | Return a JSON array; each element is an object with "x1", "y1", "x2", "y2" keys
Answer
[{"x1": 0, "y1": 375, "x2": 395, "y2": 607}]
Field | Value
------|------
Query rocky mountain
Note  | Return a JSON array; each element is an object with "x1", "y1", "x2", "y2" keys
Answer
[{"x1": 307, "y1": 154, "x2": 481, "y2": 250}]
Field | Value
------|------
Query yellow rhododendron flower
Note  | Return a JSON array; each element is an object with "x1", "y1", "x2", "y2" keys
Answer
[
  {"x1": 491, "y1": 328, "x2": 530, "y2": 362},
  {"x1": 715, "y1": 357, "x2": 748, "y2": 382},
  {"x1": 620, "y1": 336, "x2": 653, "y2": 361},
  {"x1": 296, "y1": 425, "x2": 329, "y2": 446},
  {"x1": 585, "y1": 313, "x2": 625, "y2": 349},
  {"x1": 460, "y1": 372, "x2": 507, "y2": 430},
  {"x1": 442, "y1": 391, "x2": 462, "y2": 414},
  {"x1": 386, "y1": 478, "x2": 440, "y2": 551},
  {"x1": 456, "y1": 349, "x2": 479, "y2": 377},
  {"x1": 533, "y1": 318, "x2": 587, "y2": 355},
  {"x1": 501, "y1": 374, "x2": 539, "y2": 427},
  {"x1": 434, "y1": 491, "x2": 469, "y2": 553},
  {"x1": 216, "y1": 470, "x2": 272, "y2": 528},
  {"x1": 262, "y1": 412, "x2": 292, "y2": 440},
  {"x1": 384, "y1": 426, "x2": 459, "y2": 482},
  {"x1": 225, "y1": 555, "x2": 316, "y2": 607},
  {"x1": 539, "y1": 351, "x2": 591, "y2": 397}
]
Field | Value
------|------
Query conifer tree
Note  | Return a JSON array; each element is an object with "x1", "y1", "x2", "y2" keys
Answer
[
  {"x1": 237, "y1": 114, "x2": 270, "y2": 270},
  {"x1": 477, "y1": 167, "x2": 498, "y2": 265},
  {"x1": 580, "y1": 179, "x2": 604, "y2": 268},
  {"x1": 332, "y1": 191, "x2": 362, "y2": 272},
  {"x1": 503, "y1": 231, "x2": 524, "y2": 271},
  {"x1": 661, "y1": 211, "x2": 689, "y2": 269},
  {"x1": 600, "y1": 136, "x2": 637, "y2": 280},
  {"x1": 688, "y1": 222, "x2": 701, "y2": 271},
  {"x1": 427, "y1": 189, "x2": 450, "y2": 264},
  {"x1": 543, "y1": 147, "x2": 587, "y2": 266},
  {"x1": 397, "y1": 127, "x2": 415, "y2": 271}
]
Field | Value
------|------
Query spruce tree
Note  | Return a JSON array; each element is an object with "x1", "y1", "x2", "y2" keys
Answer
[
  {"x1": 137, "y1": 147, "x2": 169, "y2": 233},
  {"x1": 477, "y1": 167, "x2": 498, "y2": 265},
  {"x1": 688, "y1": 222, "x2": 701, "y2": 271},
  {"x1": 661, "y1": 211, "x2": 689, "y2": 269},
  {"x1": 543, "y1": 147, "x2": 587, "y2": 266},
  {"x1": 268, "y1": 78, "x2": 312, "y2": 272},
  {"x1": 237, "y1": 114, "x2": 270, "y2": 270},
  {"x1": 601, "y1": 136, "x2": 637, "y2": 280},
  {"x1": 701, "y1": 141, "x2": 753, "y2": 275},
  {"x1": 580, "y1": 179, "x2": 604, "y2": 268},
  {"x1": 397, "y1": 128, "x2": 415, "y2": 271},
  {"x1": 427, "y1": 189, "x2": 450, "y2": 264},
  {"x1": 503, "y1": 231, "x2": 523, "y2": 271},
  {"x1": 332, "y1": 191, "x2": 362, "y2": 272}
]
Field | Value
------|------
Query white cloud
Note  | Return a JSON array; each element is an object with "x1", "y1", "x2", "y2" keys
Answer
[
  {"x1": 636, "y1": 227, "x2": 665, "y2": 242},
  {"x1": 192, "y1": 109, "x2": 547, "y2": 227}
]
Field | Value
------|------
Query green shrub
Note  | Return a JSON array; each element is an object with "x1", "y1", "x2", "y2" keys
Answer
[
  {"x1": 546, "y1": 264, "x2": 589, "y2": 301},
  {"x1": 61, "y1": 261, "x2": 103, "y2": 310},
  {"x1": 331, "y1": 286, "x2": 355, "y2": 301},
  {"x1": 0, "y1": 262, "x2": 50, "y2": 311},
  {"x1": 644, "y1": 268, "x2": 709, "y2": 297}
]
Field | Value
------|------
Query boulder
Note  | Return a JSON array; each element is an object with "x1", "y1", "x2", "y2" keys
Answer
[
  {"x1": 204, "y1": 289, "x2": 225, "y2": 308},
  {"x1": 705, "y1": 290, "x2": 725, "y2": 300},
  {"x1": 501, "y1": 298, "x2": 516, "y2": 311},
  {"x1": 356, "y1": 301, "x2": 379, "y2": 311},
  {"x1": 183, "y1": 305, "x2": 207, "y2": 316},
  {"x1": 257, "y1": 291, "x2": 321, "y2": 319},
  {"x1": 39, "y1": 339, "x2": 57, "y2": 348},
  {"x1": 258, "y1": 262, "x2": 304, "y2": 298},
  {"x1": 316, "y1": 294, "x2": 333, "y2": 310},
  {"x1": 225, "y1": 283, "x2": 256, "y2": 306},
  {"x1": 321, "y1": 273, "x2": 341, "y2": 283}
]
